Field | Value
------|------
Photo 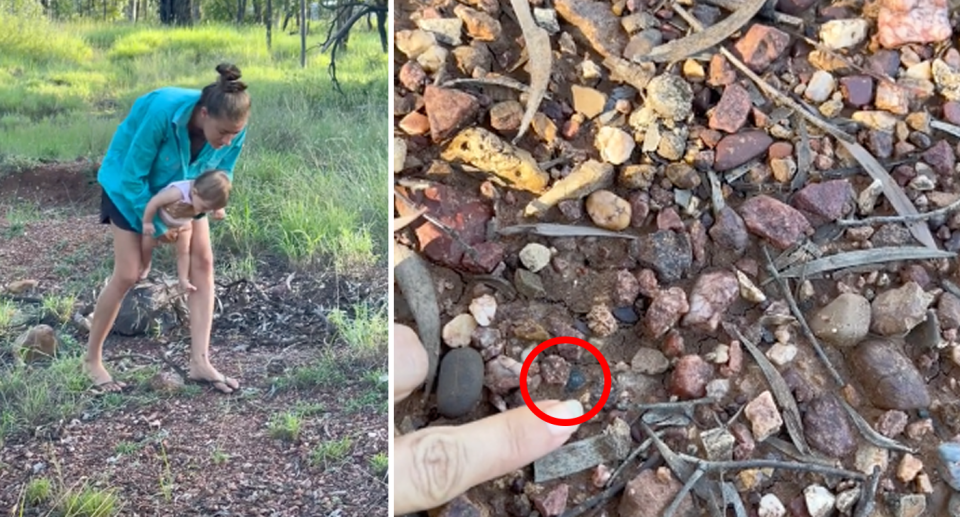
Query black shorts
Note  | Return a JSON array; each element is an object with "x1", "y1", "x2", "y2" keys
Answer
[{"x1": 99, "y1": 188, "x2": 139, "y2": 234}]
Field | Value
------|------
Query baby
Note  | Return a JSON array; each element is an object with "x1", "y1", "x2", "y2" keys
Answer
[{"x1": 140, "y1": 169, "x2": 232, "y2": 291}]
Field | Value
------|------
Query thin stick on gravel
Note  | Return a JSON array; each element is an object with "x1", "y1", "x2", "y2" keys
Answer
[
  {"x1": 837, "y1": 196, "x2": 960, "y2": 227},
  {"x1": 440, "y1": 76, "x2": 543, "y2": 96},
  {"x1": 671, "y1": 4, "x2": 937, "y2": 250},
  {"x1": 674, "y1": 453, "x2": 868, "y2": 480},
  {"x1": 605, "y1": 432, "x2": 659, "y2": 488},
  {"x1": 760, "y1": 246, "x2": 847, "y2": 387},
  {"x1": 662, "y1": 466, "x2": 706, "y2": 517},
  {"x1": 636, "y1": 397, "x2": 716, "y2": 412},
  {"x1": 853, "y1": 465, "x2": 881, "y2": 517}
]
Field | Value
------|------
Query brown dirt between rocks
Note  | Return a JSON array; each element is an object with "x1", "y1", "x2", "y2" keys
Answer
[
  {"x1": 0, "y1": 163, "x2": 389, "y2": 516},
  {"x1": 393, "y1": 1, "x2": 960, "y2": 516}
]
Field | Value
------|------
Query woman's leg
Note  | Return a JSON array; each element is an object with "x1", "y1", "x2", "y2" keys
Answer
[
  {"x1": 185, "y1": 217, "x2": 239, "y2": 393},
  {"x1": 84, "y1": 224, "x2": 143, "y2": 390},
  {"x1": 140, "y1": 235, "x2": 156, "y2": 280}
]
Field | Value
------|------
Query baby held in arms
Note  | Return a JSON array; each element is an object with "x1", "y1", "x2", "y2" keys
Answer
[{"x1": 141, "y1": 169, "x2": 232, "y2": 292}]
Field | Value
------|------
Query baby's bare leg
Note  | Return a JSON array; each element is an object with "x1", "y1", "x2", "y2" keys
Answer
[
  {"x1": 176, "y1": 224, "x2": 196, "y2": 291},
  {"x1": 140, "y1": 235, "x2": 156, "y2": 280}
]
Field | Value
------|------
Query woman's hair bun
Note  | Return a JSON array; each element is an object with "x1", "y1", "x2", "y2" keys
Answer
[{"x1": 215, "y1": 63, "x2": 247, "y2": 93}]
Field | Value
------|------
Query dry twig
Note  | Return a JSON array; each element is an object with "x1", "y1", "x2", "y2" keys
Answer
[{"x1": 838, "y1": 196, "x2": 960, "y2": 227}]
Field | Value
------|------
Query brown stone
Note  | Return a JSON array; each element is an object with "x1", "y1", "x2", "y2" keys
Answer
[
  {"x1": 554, "y1": 0, "x2": 629, "y2": 58},
  {"x1": 944, "y1": 101, "x2": 960, "y2": 125},
  {"x1": 668, "y1": 355, "x2": 714, "y2": 399},
  {"x1": 423, "y1": 85, "x2": 479, "y2": 142},
  {"x1": 399, "y1": 111, "x2": 430, "y2": 135},
  {"x1": 714, "y1": 131, "x2": 773, "y2": 171},
  {"x1": 877, "y1": 0, "x2": 951, "y2": 49},
  {"x1": 709, "y1": 83, "x2": 752, "y2": 133},
  {"x1": 791, "y1": 179, "x2": 856, "y2": 226},
  {"x1": 708, "y1": 54, "x2": 737, "y2": 86},
  {"x1": 922, "y1": 140, "x2": 955, "y2": 176},
  {"x1": 840, "y1": 75, "x2": 874, "y2": 107},
  {"x1": 399, "y1": 61, "x2": 428, "y2": 92},
  {"x1": 733, "y1": 24, "x2": 791, "y2": 72},
  {"x1": 489, "y1": 100, "x2": 524, "y2": 132},
  {"x1": 768, "y1": 141, "x2": 793, "y2": 159},
  {"x1": 738, "y1": 194, "x2": 813, "y2": 249}
]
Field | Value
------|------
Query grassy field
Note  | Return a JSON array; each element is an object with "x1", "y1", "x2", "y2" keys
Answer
[
  {"x1": 0, "y1": 14, "x2": 390, "y2": 515},
  {"x1": 0, "y1": 13, "x2": 389, "y2": 272}
]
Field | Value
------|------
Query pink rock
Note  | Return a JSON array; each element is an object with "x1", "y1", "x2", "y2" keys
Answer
[
  {"x1": 644, "y1": 287, "x2": 689, "y2": 339},
  {"x1": 461, "y1": 241, "x2": 504, "y2": 274},
  {"x1": 877, "y1": 0, "x2": 952, "y2": 49},
  {"x1": 636, "y1": 268, "x2": 660, "y2": 298},
  {"x1": 714, "y1": 130, "x2": 774, "y2": 170},
  {"x1": 744, "y1": 390, "x2": 783, "y2": 441},
  {"x1": 738, "y1": 195, "x2": 813, "y2": 249},
  {"x1": 708, "y1": 206, "x2": 749, "y2": 252},
  {"x1": 619, "y1": 468, "x2": 696, "y2": 517},
  {"x1": 876, "y1": 410, "x2": 909, "y2": 438},
  {"x1": 840, "y1": 75, "x2": 874, "y2": 107},
  {"x1": 708, "y1": 54, "x2": 737, "y2": 86},
  {"x1": 709, "y1": 83, "x2": 752, "y2": 133},
  {"x1": 662, "y1": 329, "x2": 684, "y2": 358},
  {"x1": 668, "y1": 355, "x2": 714, "y2": 399},
  {"x1": 534, "y1": 484, "x2": 569, "y2": 517},
  {"x1": 616, "y1": 269, "x2": 641, "y2": 306},
  {"x1": 791, "y1": 179, "x2": 856, "y2": 226},
  {"x1": 921, "y1": 140, "x2": 955, "y2": 176},
  {"x1": 396, "y1": 184, "x2": 494, "y2": 270},
  {"x1": 656, "y1": 207, "x2": 684, "y2": 231},
  {"x1": 681, "y1": 271, "x2": 739, "y2": 332},
  {"x1": 399, "y1": 60, "x2": 428, "y2": 92},
  {"x1": 423, "y1": 85, "x2": 480, "y2": 142},
  {"x1": 720, "y1": 339, "x2": 742, "y2": 377},
  {"x1": 944, "y1": 101, "x2": 960, "y2": 125},
  {"x1": 484, "y1": 355, "x2": 522, "y2": 394},
  {"x1": 733, "y1": 24, "x2": 791, "y2": 72},
  {"x1": 541, "y1": 355, "x2": 571, "y2": 385}
]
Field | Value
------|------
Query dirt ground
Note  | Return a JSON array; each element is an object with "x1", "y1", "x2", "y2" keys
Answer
[{"x1": 0, "y1": 162, "x2": 389, "y2": 516}]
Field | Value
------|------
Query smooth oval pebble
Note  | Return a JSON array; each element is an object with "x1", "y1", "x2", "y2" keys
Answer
[
  {"x1": 566, "y1": 368, "x2": 586, "y2": 392},
  {"x1": 613, "y1": 306, "x2": 639, "y2": 324},
  {"x1": 436, "y1": 347, "x2": 485, "y2": 418}
]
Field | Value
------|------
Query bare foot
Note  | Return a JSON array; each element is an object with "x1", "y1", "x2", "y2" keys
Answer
[
  {"x1": 188, "y1": 362, "x2": 240, "y2": 394},
  {"x1": 83, "y1": 359, "x2": 127, "y2": 392},
  {"x1": 140, "y1": 263, "x2": 151, "y2": 280},
  {"x1": 179, "y1": 279, "x2": 197, "y2": 292}
]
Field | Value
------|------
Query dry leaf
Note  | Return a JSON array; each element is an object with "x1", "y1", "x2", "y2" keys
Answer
[{"x1": 508, "y1": 0, "x2": 552, "y2": 143}]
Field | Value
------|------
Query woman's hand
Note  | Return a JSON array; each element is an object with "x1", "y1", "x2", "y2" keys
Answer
[
  {"x1": 142, "y1": 222, "x2": 156, "y2": 238},
  {"x1": 211, "y1": 208, "x2": 226, "y2": 220},
  {"x1": 392, "y1": 324, "x2": 584, "y2": 514}
]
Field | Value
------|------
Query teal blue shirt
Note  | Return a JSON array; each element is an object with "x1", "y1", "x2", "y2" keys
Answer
[{"x1": 98, "y1": 87, "x2": 246, "y2": 238}]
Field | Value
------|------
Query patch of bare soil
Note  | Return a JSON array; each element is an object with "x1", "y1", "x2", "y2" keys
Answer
[
  {"x1": 394, "y1": 0, "x2": 960, "y2": 515},
  {"x1": 0, "y1": 163, "x2": 389, "y2": 516},
  {"x1": 0, "y1": 159, "x2": 100, "y2": 211}
]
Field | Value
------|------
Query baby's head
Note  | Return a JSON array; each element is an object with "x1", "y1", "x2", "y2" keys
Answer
[{"x1": 191, "y1": 169, "x2": 232, "y2": 212}]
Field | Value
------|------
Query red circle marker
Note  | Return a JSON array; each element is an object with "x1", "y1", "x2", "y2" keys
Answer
[{"x1": 519, "y1": 336, "x2": 612, "y2": 426}]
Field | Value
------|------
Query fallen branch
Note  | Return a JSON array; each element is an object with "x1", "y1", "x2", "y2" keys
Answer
[
  {"x1": 672, "y1": 4, "x2": 937, "y2": 250},
  {"x1": 674, "y1": 453, "x2": 868, "y2": 481},
  {"x1": 761, "y1": 246, "x2": 846, "y2": 388},
  {"x1": 440, "y1": 76, "x2": 549, "y2": 97},
  {"x1": 703, "y1": 0, "x2": 803, "y2": 26},
  {"x1": 853, "y1": 465, "x2": 881, "y2": 517},
  {"x1": 839, "y1": 196, "x2": 960, "y2": 227}
]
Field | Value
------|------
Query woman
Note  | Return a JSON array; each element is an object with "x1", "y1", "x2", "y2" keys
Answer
[{"x1": 87, "y1": 63, "x2": 250, "y2": 395}]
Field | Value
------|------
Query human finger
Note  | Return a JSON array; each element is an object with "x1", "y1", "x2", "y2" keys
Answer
[
  {"x1": 393, "y1": 399, "x2": 584, "y2": 514},
  {"x1": 393, "y1": 323, "x2": 428, "y2": 403}
]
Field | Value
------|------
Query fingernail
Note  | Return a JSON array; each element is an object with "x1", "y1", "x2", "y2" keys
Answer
[{"x1": 544, "y1": 399, "x2": 584, "y2": 436}]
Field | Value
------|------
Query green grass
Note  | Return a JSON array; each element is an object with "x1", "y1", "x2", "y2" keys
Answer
[
  {"x1": 0, "y1": 353, "x2": 88, "y2": 445},
  {"x1": 310, "y1": 436, "x2": 352, "y2": 471},
  {"x1": 0, "y1": 15, "x2": 388, "y2": 274},
  {"x1": 267, "y1": 411, "x2": 303, "y2": 442},
  {"x1": 24, "y1": 477, "x2": 52, "y2": 505},
  {"x1": 369, "y1": 452, "x2": 388, "y2": 477}
]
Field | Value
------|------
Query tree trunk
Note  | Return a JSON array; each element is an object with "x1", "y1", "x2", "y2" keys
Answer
[
  {"x1": 266, "y1": 0, "x2": 273, "y2": 50},
  {"x1": 103, "y1": 0, "x2": 107, "y2": 20},
  {"x1": 193, "y1": 1, "x2": 200, "y2": 21},
  {"x1": 299, "y1": 0, "x2": 306, "y2": 67},
  {"x1": 252, "y1": 0, "x2": 261, "y2": 23},
  {"x1": 236, "y1": 0, "x2": 243, "y2": 23}
]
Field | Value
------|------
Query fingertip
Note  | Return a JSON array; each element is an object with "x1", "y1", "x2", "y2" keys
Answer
[{"x1": 541, "y1": 399, "x2": 585, "y2": 437}]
